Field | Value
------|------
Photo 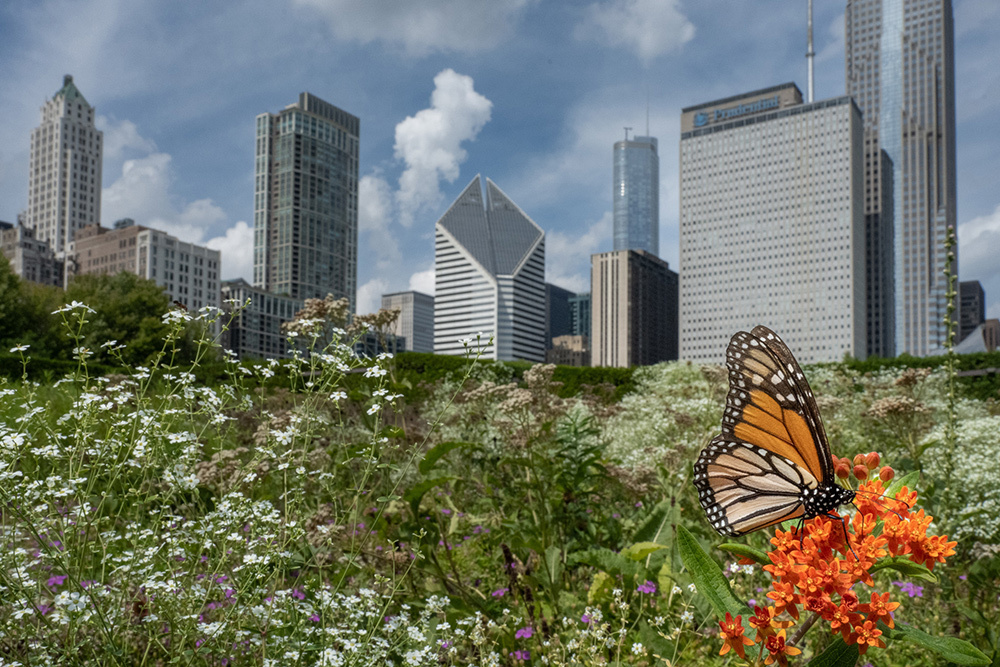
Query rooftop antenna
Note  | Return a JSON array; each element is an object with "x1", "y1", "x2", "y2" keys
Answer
[
  {"x1": 806, "y1": 0, "x2": 815, "y2": 102},
  {"x1": 645, "y1": 94, "x2": 650, "y2": 137},
  {"x1": 624, "y1": 126, "x2": 632, "y2": 141}
]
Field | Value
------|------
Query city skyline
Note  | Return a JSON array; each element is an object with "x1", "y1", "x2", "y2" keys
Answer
[{"x1": 1, "y1": 1, "x2": 998, "y2": 319}]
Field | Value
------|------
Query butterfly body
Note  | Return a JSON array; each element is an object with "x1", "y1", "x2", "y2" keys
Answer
[{"x1": 694, "y1": 326, "x2": 855, "y2": 537}]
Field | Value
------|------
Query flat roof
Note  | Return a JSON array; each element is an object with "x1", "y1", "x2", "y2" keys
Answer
[{"x1": 681, "y1": 82, "x2": 801, "y2": 113}]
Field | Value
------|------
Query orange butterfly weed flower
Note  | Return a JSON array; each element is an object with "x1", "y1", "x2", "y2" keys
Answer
[
  {"x1": 718, "y1": 612, "x2": 755, "y2": 659},
  {"x1": 748, "y1": 605, "x2": 793, "y2": 641},
  {"x1": 763, "y1": 630, "x2": 801, "y2": 666},
  {"x1": 752, "y1": 466, "x2": 957, "y2": 658}
]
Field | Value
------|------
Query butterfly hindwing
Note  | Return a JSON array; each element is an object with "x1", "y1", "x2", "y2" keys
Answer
[{"x1": 694, "y1": 435, "x2": 810, "y2": 536}]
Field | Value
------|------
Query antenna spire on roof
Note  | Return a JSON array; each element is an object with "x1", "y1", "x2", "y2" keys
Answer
[
  {"x1": 624, "y1": 127, "x2": 632, "y2": 141},
  {"x1": 806, "y1": 0, "x2": 815, "y2": 103}
]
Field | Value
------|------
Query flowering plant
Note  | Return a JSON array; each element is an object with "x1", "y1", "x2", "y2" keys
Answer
[{"x1": 679, "y1": 454, "x2": 988, "y2": 666}]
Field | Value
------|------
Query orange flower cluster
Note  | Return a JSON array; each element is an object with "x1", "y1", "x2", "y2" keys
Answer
[{"x1": 746, "y1": 471, "x2": 958, "y2": 659}]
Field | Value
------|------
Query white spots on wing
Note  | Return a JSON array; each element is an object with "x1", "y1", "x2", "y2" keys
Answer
[{"x1": 752, "y1": 374, "x2": 763, "y2": 385}]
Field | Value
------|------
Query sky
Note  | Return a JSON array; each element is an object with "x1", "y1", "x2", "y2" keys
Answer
[{"x1": 1, "y1": 0, "x2": 998, "y2": 319}]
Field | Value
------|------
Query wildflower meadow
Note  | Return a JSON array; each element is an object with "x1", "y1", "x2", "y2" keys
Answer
[{"x1": 1, "y1": 299, "x2": 999, "y2": 666}]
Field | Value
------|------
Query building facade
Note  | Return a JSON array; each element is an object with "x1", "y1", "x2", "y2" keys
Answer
[
  {"x1": 846, "y1": 0, "x2": 957, "y2": 356},
  {"x1": 547, "y1": 335, "x2": 590, "y2": 367},
  {"x1": 569, "y1": 292, "x2": 591, "y2": 338},
  {"x1": 71, "y1": 222, "x2": 221, "y2": 313},
  {"x1": 254, "y1": 93, "x2": 359, "y2": 308},
  {"x1": 434, "y1": 176, "x2": 546, "y2": 362},
  {"x1": 221, "y1": 279, "x2": 304, "y2": 360},
  {"x1": 613, "y1": 135, "x2": 659, "y2": 255},
  {"x1": 25, "y1": 75, "x2": 103, "y2": 256},
  {"x1": 381, "y1": 290, "x2": 434, "y2": 353},
  {"x1": 959, "y1": 280, "x2": 985, "y2": 344},
  {"x1": 546, "y1": 283, "x2": 574, "y2": 348},
  {"x1": 0, "y1": 221, "x2": 63, "y2": 286},
  {"x1": 591, "y1": 249, "x2": 678, "y2": 367},
  {"x1": 679, "y1": 84, "x2": 867, "y2": 364}
]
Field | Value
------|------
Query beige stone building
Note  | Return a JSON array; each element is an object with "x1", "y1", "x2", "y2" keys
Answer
[
  {"x1": 25, "y1": 75, "x2": 103, "y2": 256},
  {"x1": 591, "y1": 249, "x2": 678, "y2": 368},
  {"x1": 71, "y1": 221, "x2": 221, "y2": 312},
  {"x1": 0, "y1": 221, "x2": 63, "y2": 287}
]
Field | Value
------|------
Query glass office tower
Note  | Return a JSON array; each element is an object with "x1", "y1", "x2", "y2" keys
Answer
[
  {"x1": 612, "y1": 136, "x2": 659, "y2": 256},
  {"x1": 846, "y1": 0, "x2": 957, "y2": 356},
  {"x1": 254, "y1": 93, "x2": 359, "y2": 309}
]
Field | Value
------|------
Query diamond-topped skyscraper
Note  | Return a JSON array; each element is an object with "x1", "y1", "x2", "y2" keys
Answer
[
  {"x1": 612, "y1": 134, "x2": 659, "y2": 255},
  {"x1": 434, "y1": 176, "x2": 546, "y2": 361},
  {"x1": 846, "y1": 0, "x2": 957, "y2": 356},
  {"x1": 25, "y1": 75, "x2": 103, "y2": 256},
  {"x1": 253, "y1": 93, "x2": 359, "y2": 309}
]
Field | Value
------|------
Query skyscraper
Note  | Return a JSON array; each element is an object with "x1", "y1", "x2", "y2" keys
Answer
[
  {"x1": 612, "y1": 135, "x2": 659, "y2": 255},
  {"x1": 254, "y1": 93, "x2": 359, "y2": 309},
  {"x1": 846, "y1": 0, "x2": 957, "y2": 356},
  {"x1": 382, "y1": 290, "x2": 435, "y2": 353},
  {"x1": 591, "y1": 249, "x2": 678, "y2": 367},
  {"x1": 434, "y1": 175, "x2": 546, "y2": 362},
  {"x1": 26, "y1": 75, "x2": 103, "y2": 256},
  {"x1": 958, "y1": 280, "x2": 985, "y2": 343},
  {"x1": 679, "y1": 84, "x2": 866, "y2": 364}
]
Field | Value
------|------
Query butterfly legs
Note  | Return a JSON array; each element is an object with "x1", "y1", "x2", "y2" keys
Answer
[{"x1": 825, "y1": 511, "x2": 857, "y2": 560}]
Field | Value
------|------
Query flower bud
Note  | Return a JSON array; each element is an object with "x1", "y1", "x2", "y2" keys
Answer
[
  {"x1": 853, "y1": 464, "x2": 869, "y2": 480},
  {"x1": 853, "y1": 453, "x2": 866, "y2": 467},
  {"x1": 879, "y1": 466, "x2": 895, "y2": 482},
  {"x1": 836, "y1": 464, "x2": 851, "y2": 480},
  {"x1": 865, "y1": 452, "x2": 880, "y2": 469}
]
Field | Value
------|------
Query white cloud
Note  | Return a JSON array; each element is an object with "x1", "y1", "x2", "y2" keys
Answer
[
  {"x1": 291, "y1": 0, "x2": 531, "y2": 55},
  {"x1": 394, "y1": 69, "x2": 492, "y2": 226},
  {"x1": 409, "y1": 267, "x2": 435, "y2": 296},
  {"x1": 357, "y1": 277, "x2": 390, "y2": 316},
  {"x1": 577, "y1": 0, "x2": 694, "y2": 63},
  {"x1": 545, "y1": 212, "x2": 611, "y2": 293},
  {"x1": 959, "y1": 204, "x2": 1000, "y2": 319},
  {"x1": 206, "y1": 220, "x2": 253, "y2": 281},
  {"x1": 102, "y1": 153, "x2": 227, "y2": 242},
  {"x1": 96, "y1": 115, "x2": 157, "y2": 161},
  {"x1": 358, "y1": 173, "x2": 401, "y2": 270}
]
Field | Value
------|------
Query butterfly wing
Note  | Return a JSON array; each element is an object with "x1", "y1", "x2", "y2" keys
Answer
[
  {"x1": 694, "y1": 435, "x2": 810, "y2": 536},
  {"x1": 694, "y1": 326, "x2": 835, "y2": 536}
]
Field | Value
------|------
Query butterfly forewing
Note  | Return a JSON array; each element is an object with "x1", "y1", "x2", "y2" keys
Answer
[{"x1": 694, "y1": 326, "x2": 852, "y2": 537}]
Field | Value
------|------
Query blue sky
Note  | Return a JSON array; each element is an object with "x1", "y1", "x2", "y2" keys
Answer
[{"x1": 1, "y1": 0, "x2": 998, "y2": 317}]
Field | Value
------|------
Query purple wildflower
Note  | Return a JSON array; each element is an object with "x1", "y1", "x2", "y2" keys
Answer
[
  {"x1": 512, "y1": 650, "x2": 530, "y2": 660},
  {"x1": 892, "y1": 581, "x2": 924, "y2": 598},
  {"x1": 636, "y1": 580, "x2": 656, "y2": 594},
  {"x1": 47, "y1": 575, "x2": 67, "y2": 588},
  {"x1": 291, "y1": 588, "x2": 305, "y2": 600},
  {"x1": 581, "y1": 614, "x2": 592, "y2": 624},
  {"x1": 515, "y1": 626, "x2": 533, "y2": 639},
  {"x1": 491, "y1": 588, "x2": 509, "y2": 597}
]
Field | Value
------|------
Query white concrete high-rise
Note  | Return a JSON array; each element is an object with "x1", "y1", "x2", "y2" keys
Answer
[
  {"x1": 679, "y1": 84, "x2": 867, "y2": 364},
  {"x1": 26, "y1": 75, "x2": 103, "y2": 256},
  {"x1": 382, "y1": 290, "x2": 434, "y2": 353},
  {"x1": 434, "y1": 176, "x2": 545, "y2": 362}
]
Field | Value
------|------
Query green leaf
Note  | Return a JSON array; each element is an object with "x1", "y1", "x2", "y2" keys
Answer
[
  {"x1": 885, "y1": 622, "x2": 991, "y2": 666},
  {"x1": 955, "y1": 602, "x2": 989, "y2": 630},
  {"x1": 631, "y1": 498, "x2": 677, "y2": 546},
  {"x1": 806, "y1": 637, "x2": 859, "y2": 667},
  {"x1": 403, "y1": 476, "x2": 455, "y2": 517},
  {"x1": 886, "y1": 470, "x2": 920, "y2": 497},
  {"x1": 675, "y1": 525, "x2": 746, "y2": 618},
  {"x1": 622, "y1": 541, "x2": 669, "y2": 562},
  {"x1": 419, "y1": 441, "x2": 475, "y2": 474},
  {"x1": 544, "y1": 546, "x2": 563, "y2": 587},
  {"x1": 868, "y1": 555, "x2": 938, "y2": 583},
  {"x1": 588, "y1": 570, "x2": 615, "y2": 604},
  {"x1": 718, "y1": 542, "x2": 772, "y2": 566}
]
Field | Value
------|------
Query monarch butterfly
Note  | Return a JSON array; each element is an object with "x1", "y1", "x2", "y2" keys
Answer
[{"x1": 693, "y1": 326, "x2": 855, "y2": 536}]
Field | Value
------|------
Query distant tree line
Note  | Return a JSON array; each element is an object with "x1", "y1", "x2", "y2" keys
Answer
[{"x1": 0, "y1": 255, "x2": 203, "y2": 367}]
